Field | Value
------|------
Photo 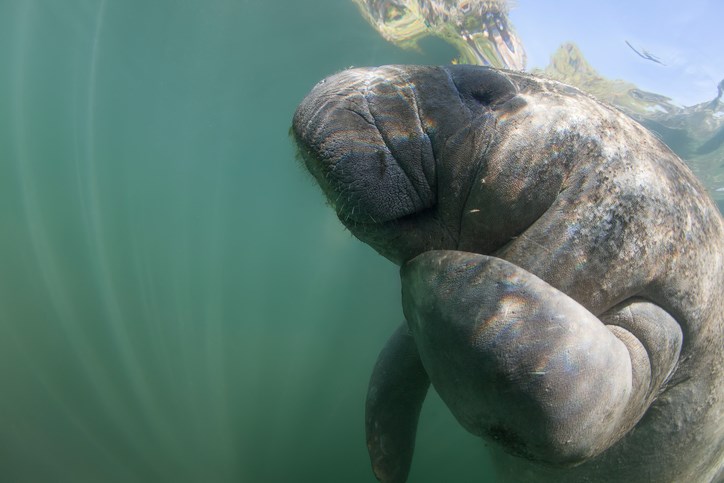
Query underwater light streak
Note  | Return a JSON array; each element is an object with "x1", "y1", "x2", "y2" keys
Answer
[
  {"x1": 80, "y1": 0, "x2": 190, "y2": 470},
  {"x1": 9, "y1": 0, "x2": 124, "y2": 471}
]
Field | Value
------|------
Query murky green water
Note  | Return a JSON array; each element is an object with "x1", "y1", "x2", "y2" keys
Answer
[
  {"x1": 0, "y1": 1, "x2": 721, "y2": 482},
  {"x1": 0, "y1": 1, "x2": 490, "y2": 482}
]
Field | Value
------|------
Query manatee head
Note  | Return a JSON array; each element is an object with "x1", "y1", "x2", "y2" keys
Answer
[{"x1": 292, "y1": 65, "x2": 532, "y2": 264}]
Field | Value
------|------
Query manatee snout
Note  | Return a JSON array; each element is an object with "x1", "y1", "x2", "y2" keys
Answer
[
  {"x1": 292, "y1": 65, "x2": 523, "y2": 264},
  {"x1": 292, "y1": 66, "x2": 436, "y2": 225}
]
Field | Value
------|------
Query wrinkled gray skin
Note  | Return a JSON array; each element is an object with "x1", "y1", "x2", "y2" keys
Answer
[{"x1": 292, "y1": 65, "x2": 724, "y2": 483}]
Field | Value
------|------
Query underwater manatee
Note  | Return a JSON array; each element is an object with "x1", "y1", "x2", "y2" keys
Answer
[{"x1": 291, "y1": 65, "x2": 724, "y2": 483}]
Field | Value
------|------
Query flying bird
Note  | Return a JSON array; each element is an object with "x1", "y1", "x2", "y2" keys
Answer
[{"x1": 625, "y1": 40, "x2": 666, "y2": 65}]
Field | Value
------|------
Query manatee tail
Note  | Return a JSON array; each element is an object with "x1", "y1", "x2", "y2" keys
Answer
[{"x1": 366, "y1": 323, "x2": 430, "y2": 483}]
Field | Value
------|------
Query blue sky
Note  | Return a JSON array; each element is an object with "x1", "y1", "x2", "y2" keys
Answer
[{"x1": 510, "y1": 0, "x2": 723, "y2": 106}]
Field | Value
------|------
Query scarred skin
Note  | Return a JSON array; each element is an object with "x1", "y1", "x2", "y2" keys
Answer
[{"x1": 291, "y1": 65, "x2": 724, "y2": 482}]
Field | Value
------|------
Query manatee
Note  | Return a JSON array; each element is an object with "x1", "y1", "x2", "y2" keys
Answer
[{"x1": 291, "y1": 65, "x2": 724, "y2": 482}]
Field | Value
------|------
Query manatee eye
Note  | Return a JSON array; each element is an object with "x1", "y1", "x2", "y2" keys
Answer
[
  {"x1": 466, "y1": 77, "x2": 517, "y2": 109},
  {"x1": 472, "y1": 89, "x2": 498, "y2": 106},
  {"x1": 446, "y1": 65, "x2": 518, "y2": 109}
]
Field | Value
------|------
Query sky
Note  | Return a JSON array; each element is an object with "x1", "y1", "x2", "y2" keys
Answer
[{"x1": 510, "y1": 0, "x2": 723, "y2": 106}]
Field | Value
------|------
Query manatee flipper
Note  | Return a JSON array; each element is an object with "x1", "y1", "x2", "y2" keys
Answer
[
  {"x1": 401, "y1": 250, "x2": 683, "y2": 466},
  {"x1": 599, "y1": 298, "x2": 683, "y2": 419},
  {"x1": 366, "y1": 323, "x2": 430, "y2": 483}
]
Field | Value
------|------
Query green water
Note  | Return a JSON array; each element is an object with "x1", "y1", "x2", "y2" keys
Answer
[{"x1": 0, "y1": 1, "x2": 494, "y2": 481}]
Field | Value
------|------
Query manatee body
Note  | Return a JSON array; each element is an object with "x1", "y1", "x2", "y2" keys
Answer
[{"x1": 292, "y1": 65, "x2": 724, "y2": 482}]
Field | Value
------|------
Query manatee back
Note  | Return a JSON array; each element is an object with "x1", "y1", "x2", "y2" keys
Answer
[{"x1": 485, "y1": 72, "x2": 724, "y2": 483}]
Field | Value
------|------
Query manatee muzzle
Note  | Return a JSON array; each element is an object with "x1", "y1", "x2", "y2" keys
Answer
[{"x1": 292, "y1": 67, "x2": 436, "y2": 224}]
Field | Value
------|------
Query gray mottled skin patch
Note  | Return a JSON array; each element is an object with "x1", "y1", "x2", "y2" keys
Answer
[{"x1": 292, "y1": 65, "x2": 724, "y2": 482}]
